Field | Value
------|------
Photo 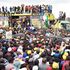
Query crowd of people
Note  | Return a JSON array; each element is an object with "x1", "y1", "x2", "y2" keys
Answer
[
  {"x1": 0, "y1": 3, "x2": 70, "y2": 70},
  {"x1": 0, "y1": 15, "x2": 70, "y2": 70},
  {"x1": 0, "y1": 4, "x2": 52, "y2": 16}
]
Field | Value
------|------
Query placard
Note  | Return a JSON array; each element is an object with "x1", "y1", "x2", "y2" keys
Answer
[{"x1": 3, "y1": 20, "x2": 9, "y2": 27}]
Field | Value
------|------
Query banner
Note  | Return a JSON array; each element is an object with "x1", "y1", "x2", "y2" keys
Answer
[{"x1": 6, "y1": 31, "x2": 12, "y2": 39}]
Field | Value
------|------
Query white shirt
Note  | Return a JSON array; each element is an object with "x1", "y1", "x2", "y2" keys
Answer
[
  {"x1": 17, "y1": 45, "x2": 23, "y2": 54},
  {"x1": 32, "y1": 66, "x2": 38, "y2": 70},
  {"x1": 33, "y1": 54, "x2": 39, "y2": 61},
  {"x1": 38, "y1": 57, "x2": 43, "y2": 66}
]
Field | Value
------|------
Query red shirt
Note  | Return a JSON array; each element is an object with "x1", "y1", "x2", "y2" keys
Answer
[
  {"x1": 47, "y1": 66, "x2": 52, "y2": 70},
  {"x1": 62, "y1": 61, "x2": 69, "y2": 70}
]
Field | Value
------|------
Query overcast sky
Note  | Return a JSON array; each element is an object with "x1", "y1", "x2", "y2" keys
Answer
[
  {"x1": 0, "y1": 0, "x2": 70, "y2": 6},
  {"x1": 0, "y1": 0, "x2": 70, "y2": 18}
]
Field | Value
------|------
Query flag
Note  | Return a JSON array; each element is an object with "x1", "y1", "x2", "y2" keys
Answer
[
  {"x1": 45, "y1": 16, "x2": 48, "y2": 27},
  {"x1": 43, "y1": 15, "x2": 48, "y2": 27}
]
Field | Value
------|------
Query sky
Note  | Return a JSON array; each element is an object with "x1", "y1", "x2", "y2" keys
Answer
[
  {"x1": 0, "y1": 0, "x2": 70, "y2": 6},
  {"x1": 0, "y1": 0, "x2": 70, "y2": 18}
]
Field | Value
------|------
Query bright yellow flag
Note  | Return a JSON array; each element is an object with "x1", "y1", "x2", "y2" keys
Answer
[
  {"x1": 48, "y1": 13, "x2": 55, "y2": 20},
  {"x1": 54, "y1": 21, "x2": 62, "y2": 29}
]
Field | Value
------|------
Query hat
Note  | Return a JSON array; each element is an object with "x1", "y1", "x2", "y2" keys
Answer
[
  {"x1": 38, "y1": 44, "x2": 42, "y2": 47},
  {"x1": 40, "y1": 48, "x2": 44, "y2": 52},
  {"x1": 52, "y1": 62, "x2": 59, "y2": 68},
  {"x1": 20, "y1": 41, "x2": 23, "y2": 44},
  {"x1": 32, "y1": 66, "x2": 38, "y2": 70},
  {"x1": 8, "y1": 47, "x2": 12, "y2": 52},
  {"x1": 34, "y1": 47, "x2": 38, "y2": 51},
  {"x1": 62, "y1": 55, "x2": 67, "y2": 60},
  {"x1": 12, "y1": 47, "x2": 17, "y2": 52},
  {"x1": 17, "y1": 49, "x2": 23, "y2": 55},
  {"x1": 25, "y1": 56, "x2": 29, "y2": 59},
  {"x1": 27, "y1": 50, "x2": 31, "y2": 55},
  {"x1": 33, "y1": 38, "x2": 37, "y2": 41},
  {"x1": 36, "y1": 41, "x2": 39, "y2": 43},
  {"x1": 51, "y1": 51, "x2": 55, "y2": 56},
  {"x1": 23, "y1": 53, "x2": 28, "y2": 58},
  {"x1": 64, "y1": 52, "x2": 68, "y2": 56}
]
